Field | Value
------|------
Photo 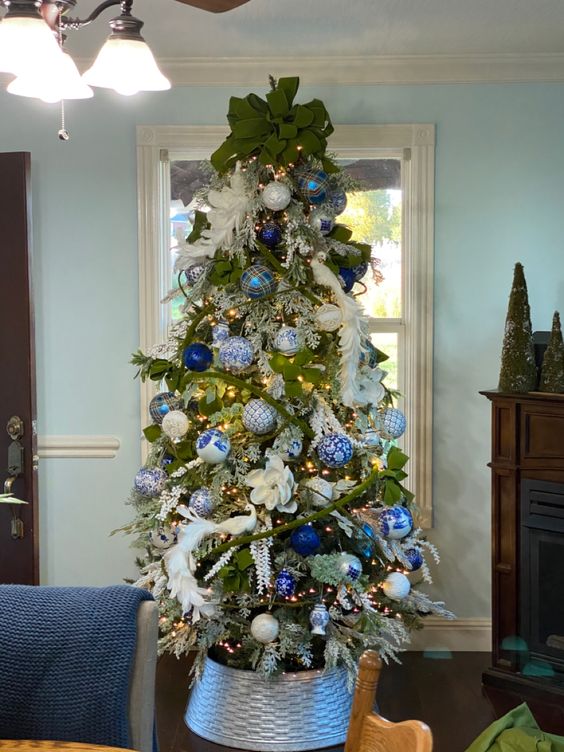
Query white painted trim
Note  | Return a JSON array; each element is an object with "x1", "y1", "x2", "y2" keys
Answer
[
  {"x1": 37, "y1": 435, "x2": 120, "y2": 459},
  {"x1": 409, "y1": 618, "x2": 492, "y2": 652}
]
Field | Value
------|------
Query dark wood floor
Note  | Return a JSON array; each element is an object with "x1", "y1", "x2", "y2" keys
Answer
[{"x1": 156, "y1": 652, "x2": 564, "y2": 752}]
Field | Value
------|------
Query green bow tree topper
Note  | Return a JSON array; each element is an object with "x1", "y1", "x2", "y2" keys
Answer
[{"x1": 211, "y1": 77, "x2": 336, "y2": 173}]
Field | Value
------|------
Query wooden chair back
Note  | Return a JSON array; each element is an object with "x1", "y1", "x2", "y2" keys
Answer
[{"x1": 344, "y1": 651, "x2": 433, "y2": 752}]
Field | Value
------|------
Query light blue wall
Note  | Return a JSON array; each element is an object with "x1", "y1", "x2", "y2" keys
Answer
[{"x1": 1, "y1": 81, "x2": 563, "y2": 616}]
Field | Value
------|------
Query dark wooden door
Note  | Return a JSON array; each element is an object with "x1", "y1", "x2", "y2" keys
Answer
[{"x1": 0, "y1": 152, "x2": 38, "y2": 584}]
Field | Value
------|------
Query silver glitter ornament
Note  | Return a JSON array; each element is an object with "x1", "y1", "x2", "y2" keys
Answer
[{"x1": 262, "y1": 181, "x2": 292, "y2": 211}]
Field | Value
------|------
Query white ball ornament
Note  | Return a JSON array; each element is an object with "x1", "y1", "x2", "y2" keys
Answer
[
  {"x1": 262, "y1": 181, "x2": 292, "y2": 211},
  {"x1": 304, "y1": 476, "x2": 334, "y2": 507},
  {"x1": 274, "y1": 326, "x2": 300, "y2": 357},
  {"x1": 250, "y1": 613, "x2": 280, "y2": 643},
  {"x1": 382, "y1": 572, "x2": 411, "y2": 601},
  {"x1": 314, "y1": 304, "x2": 343, "y2": 332},
  {"x1": 161, "y1": 410, "x2": 190, "y2": 440}
]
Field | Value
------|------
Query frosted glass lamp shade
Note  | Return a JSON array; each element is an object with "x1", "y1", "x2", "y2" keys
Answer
[
  {"x1": 83, "y1": 38, "x2": 171, "y2": 96},
  {"x1": 8, "y1": 52, "x2": 93, "y2": 103},
  {"x1": 0, "y1": 16, "x2": 65, "y2": 76}
]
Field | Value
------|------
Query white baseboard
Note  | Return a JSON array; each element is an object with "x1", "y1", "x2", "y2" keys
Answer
[
  {"x1": 37, "y1": 435, "x2": 121, "y2": 459},
  {"x1": 408, "y1": 618, "x2": 491, "y2": 652}
]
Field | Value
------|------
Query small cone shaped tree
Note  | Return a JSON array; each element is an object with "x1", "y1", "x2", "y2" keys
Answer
[
  {"x1": 539, "y1": 312, "x2": 564, "y2": 393},
  {"x1": 498, "y1": 262, "x2": 537, "y2": 393}
]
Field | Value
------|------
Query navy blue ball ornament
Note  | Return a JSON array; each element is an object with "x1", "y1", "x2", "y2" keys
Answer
[
  {"x1": 189, "y1": 487, "x2": 214, "y2": 517},
  {"x1": 258, "y1": 222, "x2": 282, "y2": 248},
  {"x1": 240, "y1": 264, "x2": 277, "y2": 299},
  {"x1": 219, "y1": 336, "x2": 254, "y2": 374},
  {"x1": 405, "y1": 547, "x2": 424, "y2": 571},
  {"x1": 134, "y1": 467, "x2": 167, "y2": 497},
  {"x1": 378, "y1": 505, "x2": 413, "y2": 540},
  {"x1": 352, "y1": 261, "x2": 369, "y2": 282},
  {"x1": 327, "y1": 187, "x2": 347, "y2": 215},
  {"x1": 149, "y1": 391, "x2": 183, "y2": 424},
  {"x1": 275, "y1": 569, "x2": 296, "y2": 596},
  {"x1": 317, "y1": 433, "x2": 354, "y2": 468},
  {"x1": 380, "y1": 407, "x2": 407, "y2": 439},
  {"x1": 290, "y1": 525, "x2": 321, "y2": 556},
  {"x1": 184, "y1": 263, "x2": 206, "y2": 287},
  {"x1": 296, "y1": 168, "x2": 329, "y2": 204},
  {"x1": 338, "y1": 267, "x2": 356, "y2": 293},
  {"x1": 338, "y1": 553, "x2": 363, "y2": 581},
  {"x1": 183, "y1": 342, "x2": 213, "y2": 372}
]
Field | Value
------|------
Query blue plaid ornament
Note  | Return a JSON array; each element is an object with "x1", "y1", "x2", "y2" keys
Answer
[
  {"x1": 338, "y1": 553, "x2": 363, "y2": 581},
  {"x1": 189, "y1": 487, "x2": 214, "y2": 517},
  {"x1": 358, "y1": 523, "x2": 376, "y2": 559},
  {"x1": 309, "y1": 208, "x2": 334, "y2": 235},
  {"x1": 327, "y1": 187, "x2": 347, "y2": 215},
  {"x1": 134, "y1": 467, "x2": 167, "y2": 497},
  {"x1": 378, "y1": 505, "x2": 413, "y2": 539},
  {"x1": 296, "y1": 168, "x2": 329, "y2": 204},
  {"x1": 219, "y1": 336, "x2": 254, "y2": 374},
  {"x1": 317, "y1": 433, "x2": 353, "y2": 468},
  {"x1": 196, "y1": 428, "x2": 231, "y2": 464},
  {"x1": 275, "y1": 569, "x2": 296, "y2": 597},
  {"x1": 242, "y1": 399, "x2": 277, "y2": 435},
  {"x1": 149, "y1": 391, "x2": 183, "y2": 424},
  {"x1": 258, "y1": 222, "x2": 282, "y2": 248},
  {"x1": 183, "y1": 342, "x2": 213, "y2": 372},
  {"x1": 380, "y1": 407, "x2": 406, "y2": 439},
  {"x1": 405, "y1": 547, "x2": 423, "y2": 571},
  {"x1": 240, "y1": 264, "x2": 276, "y2": 299},
  {"x1": 290, "y1": 525, "x2": 321, "y2": 556}
]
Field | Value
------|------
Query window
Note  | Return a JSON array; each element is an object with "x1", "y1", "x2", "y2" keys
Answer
[{"x1": 137, "y1": 124, "x2": 435, "y2": 525}]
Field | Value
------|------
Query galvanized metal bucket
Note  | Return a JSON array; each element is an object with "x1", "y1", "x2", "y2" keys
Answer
[{"x1": 185, "y1": 655, "x2": 353, "y2": 751}]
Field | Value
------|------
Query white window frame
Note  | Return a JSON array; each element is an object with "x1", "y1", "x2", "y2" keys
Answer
[{"x1": 136, "y1": 124, "x2": 435, "y2": 526}]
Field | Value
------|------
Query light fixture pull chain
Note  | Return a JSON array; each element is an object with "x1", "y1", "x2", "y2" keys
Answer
[{"x1": 57, "y1": 10, "x2": 70, "y2": 141}]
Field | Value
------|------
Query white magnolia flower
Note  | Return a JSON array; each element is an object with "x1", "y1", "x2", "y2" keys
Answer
[{"x1": 245, "y1": 453, "x2": 297, "y2": 514}]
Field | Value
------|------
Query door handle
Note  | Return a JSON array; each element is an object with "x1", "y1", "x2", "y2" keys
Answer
[{"x1": 0, "y1": 417, "x2": 28, "y2": 540}]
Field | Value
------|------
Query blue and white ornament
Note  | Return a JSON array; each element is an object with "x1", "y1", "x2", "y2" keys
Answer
[
  {"x1": 290, "y1": 525, "x2": 321, "y2": 556},
  {"x1": 134, "y1": 467, "x2": 168, "y2": 497},
  {"x1": 378, "y1": 505, "x2": 413, "y2": 539},
  {"x1": 309, "y1": 208, "x2": 334, "y2": 235},
  {"x1": 274, "y1": 326, "x2": 300, "y2": 357},
  {"x1": 196, "y1": 428, "x2": 231, "y2": 464},
  {"x1": 188, "y1": 487, "x2": 214, "y2": 517},
  {"x1": 162, "y1": 410, "x2": 190, "y2": 440},
  {"x1": 160, "y1": 453, "x2": 175, "y2": 468},
  {"x1": 359, "y1": 340, "x2": 380, "y2": 369},
  {"x1": 338, "y1": 267, "x2": 356, "y2": 293},
  {"x1": 382, "y1": 572, "x2": 411, "y2": 601},
  {"x1": 380, "y1": 407, "x2": 406, "y2": 439},
  {"x1": 149, "y1": 526, "x2": 177, "y2": 550},
  {"x1": 296, "y1": 168, "x2": 329, "y2": 205},
  {"x1": 183, "y1": 342, "x2": 213, "y2": 372},
  {"x1": 211, "y1": 321, "x2": 230, "y2": 347},
  {"x1": 362, "y1": 429, "x2": 381, "y2": 449},
  {"x1": 327, "y1": 187, "x2": 347, "y2": 215},
  {"x1": 219, "y1": 336, "x2": 254, "y2": 374},
  {"x1": 351, "y1": 261, "x2": 369, "y2": 282},
  {"x1": 317, "y1": 433, "x2": 354, "y2": 468},
  {"x1": 262, "y1": 181, "x2": 292, "y2": 211},
  {"x1": 338, "y1": 553, "x2": 363, "y2": 581},
  {"x1": 275, "y1": 569, "x2": 296, "y2": 597},
  {"x1": 404, "y1": 547, "x2": 424, "y2": 571},
  {"x1": 240, "y1": 264, "x2": 277, "y2": 299},
  {"x1": 242, "y1": 399, "x2": 277, "y2": 435},
  {"x1": 309, "y1": 603, "x2": 330, "y2": 635},
  {"x1": 149, "y1": 391, "x2": 183, "y2": 424},
  {"x1": 258, "y1": 222, "x2": 282, "y2": 248},
  {"x1": 280, "y1": 438, "x2": 302, "y2": 460},
  {"x1": 184, "y1": 263, "x2": 206, "y2": 286}
]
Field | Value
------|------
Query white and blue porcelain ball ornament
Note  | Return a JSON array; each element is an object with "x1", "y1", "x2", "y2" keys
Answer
[
  {"x1": 219, "y1": 336, "x2": 254, "y2": 374},
  {"x1": 338, "y1": 553, "x2": 363, "y2": 581},
  {"x1": 149, "y1": 525, "x2": 177, "y2": 550},
  {"x1": 134, "y1": 467, "x2": 168, "y2": 497},
  {"x1": 280, "y1": 437, "x2": 302, "y2": 461},
  {"x1": 404, "y1": 547, "x2": 424, "y2": 571},
  {"x1": 242, "y1": 399, "x2": 278, "y2": 435},
  {"x1": 258, "y1": 222, "x2": 282, "y2": 248},
  {"x1": 378, "y1": 505, "x2": 413, "y2": 539},
  {"x1": 183, "y1": 342, "x2": 213, "y2": 372},
  {"x1": 184, "y1": 263, "x2": 206, "y2": 287},
  {"x1": 188, "y1": 487, "x2": 214, "y2": 517},
  {"x1": 382, "y1": 572, "x2": 411, "y2": 601},
  {"x1": 161, "y1": 410, "x2": 190, "y2": 440},
  {"x1": 274, "y1": 326, "x2": 300, "y2": 357},
  {"x1": 275, "y1": 569, "x2": 296, "y2": 597},
  {"x1": 380, "y1": 407, "x2": 407, "y2": 439},
  {"x1": 296, "y1": 168, "x2": 329, "y2": 205},
  {"x1": 262, "y1": 181, "x2": 292, "y2": 211},
  {"x1": 309, "y1": 208, "x2": 334, "y2": 235},
  {"x1": 196, "y1": 428, "x2": 231, "y2": 464},
  {"x1": 149, "y1": 391, "x2": 183, "y2": 424},
  {"x1": 317, "y1": 433, "x2": 354, "y2": 468},
  {"x1": 211, "y1": 321, "x2": 230, "y2": 347},
  {"x1": 327, "y1": 187, "x2": 347, "y2": 215},
  {"x1": 240, "y1": 264, "x2": 277, "y2": 299}
]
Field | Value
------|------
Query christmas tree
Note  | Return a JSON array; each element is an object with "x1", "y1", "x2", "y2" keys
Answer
[
  {"x1": 539, "y1": 311, "x2": 564, "y2": 393},
  {"x1": 127, "y1": 77, "x2": 451, "y2": 680},
  {"x1": 498, "y1": 262, "x2": 537, "y2": 393}
]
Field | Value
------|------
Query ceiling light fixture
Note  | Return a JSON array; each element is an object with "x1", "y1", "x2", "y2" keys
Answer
[{"x1": 0, "y1": 0, "x2": 170, "y2": 104}]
